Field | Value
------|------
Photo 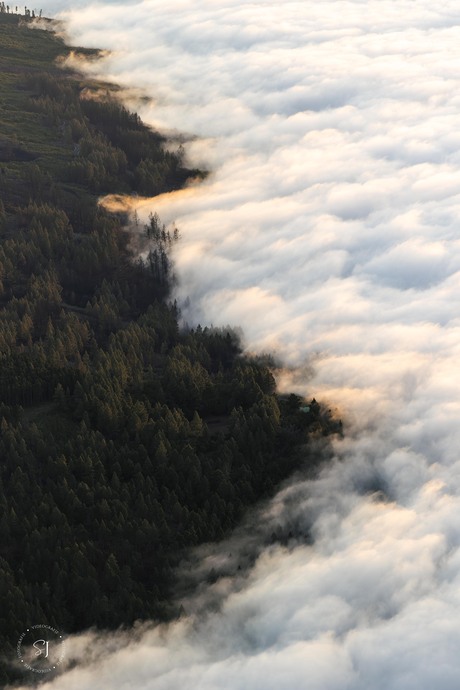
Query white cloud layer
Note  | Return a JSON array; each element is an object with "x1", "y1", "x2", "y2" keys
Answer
[{"x1": 14, "y1": 1, "x2": 460, "y2": 688}]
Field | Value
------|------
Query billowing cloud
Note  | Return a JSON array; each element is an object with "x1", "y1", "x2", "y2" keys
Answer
[{"x1": 11, "y1": 1, "x2": 460, "y2": 688}]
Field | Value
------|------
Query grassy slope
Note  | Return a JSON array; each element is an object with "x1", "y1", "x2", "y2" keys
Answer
[
  {"x1": 0, "y1": 16, "x2": 68, "y2": 167},
  {"x1": 0, "y1": 14, "x2": 125, "y2": 213}
]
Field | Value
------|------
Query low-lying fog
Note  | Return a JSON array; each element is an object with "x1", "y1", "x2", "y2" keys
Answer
[{"x1": 15, "y1": 2, "x2": 460, "y2": 688}]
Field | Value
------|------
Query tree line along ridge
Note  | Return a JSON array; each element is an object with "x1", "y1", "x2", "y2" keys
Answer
[{"x1": 0, "y1": 13, "x2": 341, "y2": 686}]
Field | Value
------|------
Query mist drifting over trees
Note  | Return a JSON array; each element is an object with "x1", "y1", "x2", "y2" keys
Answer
[{"x1": 5, "y1": 1, "x2": 460, "y2": 689}]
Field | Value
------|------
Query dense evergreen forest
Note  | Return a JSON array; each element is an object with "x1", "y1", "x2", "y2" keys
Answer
[{"x1": 0, "y1": 13, "x2": 340, "y2": 685}]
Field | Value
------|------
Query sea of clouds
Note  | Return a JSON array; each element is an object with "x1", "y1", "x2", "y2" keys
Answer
[{"x1": 13, "y1": 1, "x2": 460, "y2": 688}]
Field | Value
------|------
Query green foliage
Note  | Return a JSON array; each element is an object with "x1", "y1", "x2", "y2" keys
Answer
[{"x1": 0, "y1": 13, "x2": 339, "y2": 687}]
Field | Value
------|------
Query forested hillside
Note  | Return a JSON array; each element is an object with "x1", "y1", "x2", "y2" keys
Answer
[{"x1": 0, "y1": 13, "x2": 339, "y2": 685}]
